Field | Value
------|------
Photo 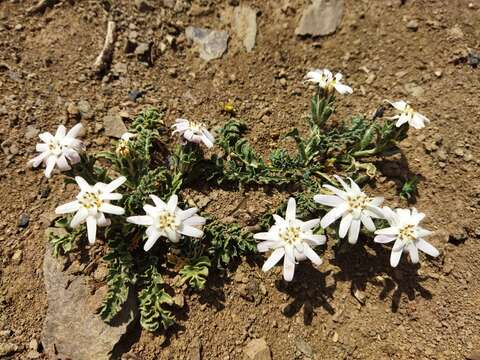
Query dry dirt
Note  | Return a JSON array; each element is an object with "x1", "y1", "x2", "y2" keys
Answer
[{"x1": 1, "y1": 0, "x2": 480, "y2": 359}]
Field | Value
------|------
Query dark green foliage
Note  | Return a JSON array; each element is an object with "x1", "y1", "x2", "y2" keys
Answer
[
  {"x1": 400, "y1": 176, "x2": 419, "y2": 200},
  {"x1": 98, "y1": 237, "x2": 136, "y2": 322},
  {"x1": 48, "y1": 217, "x2": 84, "y2": 257},
  {"x1": 203, "y1": 220, "x2": 257, "y2": 268},
  {"x1": 179, "y1": 256, "x2": 210, "y2": 290},
  {"x1": 138, "y1": 261, "x2": 174, "y2": 331}
]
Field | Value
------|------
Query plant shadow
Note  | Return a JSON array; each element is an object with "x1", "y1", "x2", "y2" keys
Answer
[
  {"x1": 274, "y1": 263, "x2": 336, "y2": 325},
  {"x1": 374, "y1": 151, "x2": 425, "y2": 204},
  {"x1": 331, "y1": 238, "x2": 433, "y2": 313}
]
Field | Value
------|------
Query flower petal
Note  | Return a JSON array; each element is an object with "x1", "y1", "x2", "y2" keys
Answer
[
  {"x1": 179, "y1": 207, "x2": 198, "y2": 220},
  {"x1": 416, "y1": 238, "x2": 439, "y2": 257},
  {"x1": 339, "y1": 213, "x2": 352, "y2": 238},
  {"x1": 70, "y1": 207, "x2": 89, "y2": 228},
  {"x1": 127, "y1": 215, "x2": 153, "y2": 226},
  {"x1": 375, "y1": 227, "x2": 399, "y2": 236},
  {"x1": 144, "y1": 226, "x2": 161, "y2": 251},
  {"x1": 262, "y1": 248, "x2": 285, "y2": 272},
  {"x1": 323, "y1": 184, "x2": 348, "y2": 200},
  {"x1": 313, "y1": 194, "x2": 343, "y2": 207},
  {"x1": 180, "y1": 225, "x2": 204, "y2": 238},
  {"x1": 301, "y1": 219, "x2": 320, "y2": 231},
  {"x1": 301, "y1": 233, "x2": 326, "y2": 246},
  {"x1": 184, "y1": 215, "x2": 206, "y2": 226},
  {"x1": 99, "y1": 203, "x2": 125, "y2": 215},
  {"x1": 150, "y1": 195, "x2": 166, "y2": 208},
  {"x1": 321, "y1": 204, "x2": 347, "y2": 229},
  {"x1": 303, "y1": 243, "x2": 322, "y2": 265},
  {"x1": 29, "y1": 152, "x2": 49, "y2": 168},
  {"x1": 104, "y1": 176, "x2": 126, "y2": 193},
  {"x1": 167, "y1": 194, "x2": 178, "y2": 212},
  {"x1": 408, "y1": 244, "x2": 419, "y2": 263},
  {"x1": 390, "y1": 249, "x2": 403, "y2": 267},
  {"x1": 55, "y1": 125, "x2": 66, "y2": 139},
  {"x1": 254, "y1": 232, "x2": 278, "y2": 242},
  {"x1": 283, "y1": 255, "x2": 296, "y2": 282},
  {"x1": 348, "y1": 219, "x2": 361, "y2": 244},
  {"x1": 66, "y1": 123, "x2": 83, "y2": 138},
  {"x1": 86, "y1": 216, "x2": 97, "y2": 244},
  {"x1": 374, "y1": 234, "x2": 396, "y2": 244},
  {"x1": 75, "y1": 176, "x2": 91, "y2": 191},
  {"x1": 285, "y1": 198, "x2": 296, "y2": 221},
  {"x1": 55, "y1": 200, "x2": 80, "y2": 214},
  {"x1": 44, "y1": 155, "x2": 57, "y2": 178},
  {"x1": 361, "y1": 214, "x2": 376, "y2": 232},
  {"x1": 39, "y1": 132, "x2": 53, "y2": 143},
  {"x1": 56, "y1": 155, "x2": 71, "y2": 171}
]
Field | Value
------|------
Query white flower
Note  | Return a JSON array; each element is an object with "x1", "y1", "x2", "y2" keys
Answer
[
  {"x1": 388, "y1": 100, "x2": 430, "y2": 129},
  {"x1": 172, "y1": 118, "x2": 215, "y2": 148},
  {"x1": 29, "y1": 123, "x2": 84, "y2": 178},
  {"x1": 374, "y1": 207, "x2": 439, "y2": 267},
  {"x1": 314, "y1": 176, "x2": 383, "y2": 244},
  {"x1": 127, "y1": 194, "x2": 206, "y2": 251},
  {"x1": 254, "y1": 198, "x2": 326, "y2": 282},
  {"x1": 305, "y1": 69, "x2": 353, "y2": 95},
  {"x1": 55, "y1": 176, "x2": 126, "y2": 244},
  {"x1": 116, "y1": 132, "x2": 136, "y2": 157}
]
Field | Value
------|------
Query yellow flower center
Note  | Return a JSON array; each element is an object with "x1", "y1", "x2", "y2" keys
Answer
[
  {"x1": 156, "y1": 211, "x2": 178, "y2": 231},
  {"x1": 399, "y1": 224, "x2": 416, "y2": 244},
  {"x1": 347, "y1": 194, "x2": 369, "y2": 211},
  {"x1": 48, "y1": 139, "x2": 63, "y2": 156},
  {"x1": 280, "y1": 226, "x2": 301, "y2": 245},
  {"x1": 79, "y1": 191, "x2": 102, "y2": 209}
]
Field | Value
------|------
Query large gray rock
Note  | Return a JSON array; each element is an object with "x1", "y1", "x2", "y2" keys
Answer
[
  {"x1": 185, "y1": 26, "x2": 229, "y2": 61},
  {"x1": 233, "y1": 5, "x2": 257, "y2": 52},
  {"x1": 42, "y1": 243, "x2": 136, "y2": 360},
  {"x1": 295, "y1": 0, "x2": 344, "y2": 37}
]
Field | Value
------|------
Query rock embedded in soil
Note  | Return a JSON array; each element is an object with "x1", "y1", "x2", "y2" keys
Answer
[
  {"x1": 103, "y1": 114, "x2": 127, "y2": 138},
  {"x1": 185, "y1": 26, "x2": 229, "y2": 61},
  {"x1": 0, "y1": 342, "x2": 18, "y2": 357},
  {"x1": 135, "y1": 0, "x2": 154, "y2": 12},
  {"x1": 244, "y1": 338, "x2": 271, "y2": 360},
  {"x1": 295, "y1": 0, "x2": 344, "y2": 37},
  {"x1": 406, "y1": 19, "x2": 419, "y2": 31},
  {"x1": 18, "y1": 213, "x2": 29, "y2": 228},
  {"x1": 233, "y1": 5, "x2": 257, "y2": 52},
  {"x1": 42, "y1": 243, "x2": 137, "y2": 360}
]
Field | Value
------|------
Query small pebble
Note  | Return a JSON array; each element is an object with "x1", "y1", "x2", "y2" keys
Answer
[{"x1": 18, "y1": 213, "x2": 30, "y2": 228}]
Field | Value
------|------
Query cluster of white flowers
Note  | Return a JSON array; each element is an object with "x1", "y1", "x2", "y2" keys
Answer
[
  {"x1": 29, "y1": 69, "x2": 436, "y2": 282},
  {"x1": 258, "y1": 176, "x2": 439, "y2": 281},
  {"x1": 305, "y1": 68, "x2": 430, "y2": 129},
  {"x1": 30, "y1": 120, "x2": 213, "y2": 248}
]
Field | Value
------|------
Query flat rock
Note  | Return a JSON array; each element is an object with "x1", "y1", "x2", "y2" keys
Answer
[
  {"x1": 244, "y1": 338, "x2": 271, "y2": 360},
  {"x1": 185, "y1": 26, "x2": 229, "y2": 61},
  {"x1": 233, "y1": 5, "x2": 257, "y2": 52},
  {"x1": 104, "y1": 114, "x2": 127, "y2": 138},
  {"x1": 295, "y1": 0, "x2": 344, "y2": 37},
  {"x1": 0, "y1": 342, "x2": 18, "y2": 357},
  {"x1": 42, "y1": 244, "x2": 136, "y2": 360},
  {"x1": 404, "y1": 83, "x2": 424, "y2": 98}
]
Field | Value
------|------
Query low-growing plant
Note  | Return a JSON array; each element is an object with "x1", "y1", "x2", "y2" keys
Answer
[{"x1": 30, "y1": 68, "x2": 439, "y2": 332}]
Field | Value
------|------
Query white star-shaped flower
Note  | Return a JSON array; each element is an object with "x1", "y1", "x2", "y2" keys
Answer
[
  {"x1": 55, "y1": 176, "x2": 126, "y2": 244},
  {"x1": 388, "y1": 100, "x2": 430, "y2": 129},
  {"x1": 305, "y1": 69, "x2": 353, "y2": 95},
  {"x1": 127, "y1": 194, "x2": 206, "y2": 251},
  {"x1": 374, "y1": 207, "x2": 439, "y2": 267},
  {"x1": 314, "y1": 176, "x2": 384, "y2": 244},
  {"x1": 29, "y1": 123, "x2": 84, "y2": 178},
  {"x1": 172, "y1": 118, "x2": 215, "y2": 148},
  {"x1": 254, "y1": 198, "x2": 326, "y2": 282}
]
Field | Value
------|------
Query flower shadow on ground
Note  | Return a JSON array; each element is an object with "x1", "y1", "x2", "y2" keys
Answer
[
  {"x1": 374, "y1": 151, "x2": 425, "y2": 205},
  {"x1": 331, "y1": 239, "x2": 434, "y2": 313},
  {"x1": 274, "y1": 264, "x2": 336, "y2": 325}
]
